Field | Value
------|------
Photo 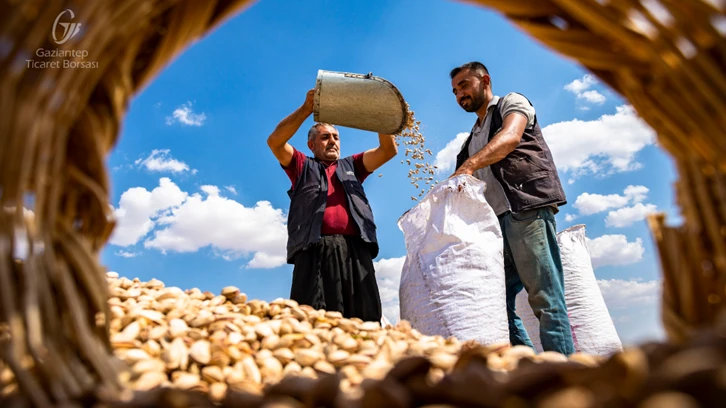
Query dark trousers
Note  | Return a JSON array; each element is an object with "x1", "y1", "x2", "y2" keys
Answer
[{"x1": 290, "y1": 234, "x2": 382, "y2": 322}]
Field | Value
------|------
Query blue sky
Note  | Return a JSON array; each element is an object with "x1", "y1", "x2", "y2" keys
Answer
[{"x1": 102, "y1": 0, "x2": 678, "y2": 346}]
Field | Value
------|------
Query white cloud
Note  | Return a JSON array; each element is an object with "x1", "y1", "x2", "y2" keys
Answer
[
  {"x1": 586, "y1": 234, "x2": 645, "y2": 268},
  {"x1": 605, "y1": 203, "x2": 659, "y2": 228},
  {"x1": 135, "y1": 150, "x2": 190, "y2": 173},
  {"x1": 597, "y1": 279, "x2": 661, "y2": 310},
  {"x1": 565, "y1": 74, "x2": 606, "y2": 106},
  {"x1": 543, "y1": 105, "x2": 656, "y2": 178},
  {"x1": 597, "y1": 278, "x2": 664, "y2": 345},
  {"x1": 201, "y1": 185, "x2": 220, "y2": 196},
  {"x1": 109, "y1": 177, "x2": 188, "y2": 246},
  {"x1": 574, "y1": 192, "x2": 630, "y2": 216},
  {"x1": 569, "y1": 185, "x2": 657, "y2": 226},
  {"x1": 142, "y1": 186, "x2": 288, "y2": 269},
  {"x1": 247, "y1": 252, "x2": 287, "y2": 269},
  {"x1": 115, "y1": 250, "x2": 139, "y2": 258},
  {"x1": 623, "y1": 185, "x2": 649, "y2": 203},
  {"x1": 165, "y1": 102, "x2": 206, "y2": 126},
  {"x1": 579, "y1": 90, "x2": 606, "y2": 104},
  {"x1": 564, "y1": 74, "x2": 598, "y2": 94},
  {"x1": 572, "y1": 185, "x2": 649, "y2": 216},
  {"x1": 225, "y1": 186, "x2": 238, "y2": 195},
  {"x1": 110, "y1": 178, "x2": 288, "y2": 268},
  {"x1": 373, "y1": 256, "x2": 406, "y2": 323},
  {"x1": 433, "y1": 132, "x2": 469, "y2": 174}
]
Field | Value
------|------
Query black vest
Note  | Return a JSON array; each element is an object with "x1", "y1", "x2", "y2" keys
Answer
[
  {"x1": 285, "y1": 155, "x2": 379, "y2": 264},
  {"x1": 456, "y1": 95, "x2": 567, "y2": 213}
]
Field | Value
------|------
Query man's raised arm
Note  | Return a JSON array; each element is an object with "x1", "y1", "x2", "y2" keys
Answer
[
  {"x1": 267, "y1": 89, "x2": 315, "y2": 168},
  {"x1": 362, "y1": 133, "x2": 398, "y2": 173}
]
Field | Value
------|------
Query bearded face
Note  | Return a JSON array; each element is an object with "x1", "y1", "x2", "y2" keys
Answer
[{"x1": 451, "y1": 69, "x2": 489, "y2": 113}]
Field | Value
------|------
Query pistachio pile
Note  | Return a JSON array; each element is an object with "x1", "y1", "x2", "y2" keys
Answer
[
  {"x1": 94, "y1": 273, "x2": 595, "y2": 403},
  {"x1": 109, "y1": 280, "x2": 416, "y2": 399},
  {"x1": 395, "y1": 105, "x2": 437, "y2": 201},
  {"x1": 2, "y1": 273, "x2": 725, "y2": 407},
  {"x1": 105, "y1": 272, "x2": 444, "y2": 400}
]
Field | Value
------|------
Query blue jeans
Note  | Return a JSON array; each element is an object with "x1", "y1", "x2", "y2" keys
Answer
[{"x1": 499, "y1": 207, "x2": 574, "y2": 355}]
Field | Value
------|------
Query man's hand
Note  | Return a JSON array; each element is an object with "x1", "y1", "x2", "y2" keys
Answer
[
  {"x1": 301, "y1": 89, "x2": 315, "y2": 116},
  {"x1": 450, "y1": 161, "x2": 475, "y2": 178}
]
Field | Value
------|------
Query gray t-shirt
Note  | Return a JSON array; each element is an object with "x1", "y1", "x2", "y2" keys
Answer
[{"x1": 468, "y1": 93, "x2": 536, "y2": 216}]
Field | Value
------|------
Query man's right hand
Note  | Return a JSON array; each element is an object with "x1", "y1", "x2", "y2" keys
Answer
[
  {"x1": 267, "y1": 87, "x2": 317, "y2": 168},
  {"x1": 301, "y1": 89, "x2": 315, "y2": 116}
]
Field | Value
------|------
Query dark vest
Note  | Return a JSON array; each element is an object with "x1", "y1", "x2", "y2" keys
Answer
[
  {"x1": 285, "y1": 155, "x2": 379, "y2": 264},
  {"x1": 455, "y1": 95, "x2": 567, "y2": 213}
]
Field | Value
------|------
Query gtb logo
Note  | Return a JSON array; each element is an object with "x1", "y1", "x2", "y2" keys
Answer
[{"x1": 52, "y1": 9, "x2": 82, "y2": 45}]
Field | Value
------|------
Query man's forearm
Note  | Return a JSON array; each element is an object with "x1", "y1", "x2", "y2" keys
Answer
[
  {"x1": 461, "y1": 129, "x2": 520, "y2": 172},
  {"x1": 267, "y1": 106, "x2": 310, "y2": 148},
  {"x1": 458, "y1": 112, "x2": 529, "y2": 174},
  {"x1": 362, "y1": 134, "x2": 398, "y2": 172},
  {"x1": 378, "y1": 133, "x2": 398, "y2": 157}
]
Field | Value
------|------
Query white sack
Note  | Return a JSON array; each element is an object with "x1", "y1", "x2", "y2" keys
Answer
[
  {"x1": 397, "y1": 175, "x2": 509, "y2": 345},
  {"x1": 514, "y1": 224, "x2": 622, "y2": 356}
]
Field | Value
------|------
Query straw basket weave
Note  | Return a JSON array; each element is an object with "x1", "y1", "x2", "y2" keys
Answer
[
  {"x1": 0, "y1": 1, "x2": 255, "y2": 405},
  {"x1": 0, "y1": 0, "x2": 724, "y2": 406}
]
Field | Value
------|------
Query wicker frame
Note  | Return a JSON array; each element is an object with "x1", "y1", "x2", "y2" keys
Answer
[
  {"x1": 0, "y1": 1, "x2": 257, "y2": 405},
  {"x1": 1, "y1": 0, "x2": 724, "y2": 406}
]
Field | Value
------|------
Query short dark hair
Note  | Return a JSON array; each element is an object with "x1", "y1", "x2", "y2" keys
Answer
[
  {"x1": 308, "y1": 122, "x2": 336, "y2": 141},
  {"x1": 449, "y1": 61, "x2": 490, "y2": 79}
]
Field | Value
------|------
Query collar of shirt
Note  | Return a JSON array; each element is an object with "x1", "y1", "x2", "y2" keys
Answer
[
  {"x1": 314, "y1": 157, "x2": 338, "y2": 168},
  {"x1": 472, "y1": 95, "x2": 500, "y2": 133}
]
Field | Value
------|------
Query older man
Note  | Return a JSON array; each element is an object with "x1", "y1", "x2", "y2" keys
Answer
[
  {"x1": 267, "y1": 89, "x2": 398, "y2": 322},
  {"x1": 449, "y1": 61, "x2": 574, "y2": 355}
]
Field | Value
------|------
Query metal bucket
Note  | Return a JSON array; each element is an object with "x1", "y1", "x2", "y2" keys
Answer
[{"x1": 313, "y1": 70, "x2": 408, "y2": 135}]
